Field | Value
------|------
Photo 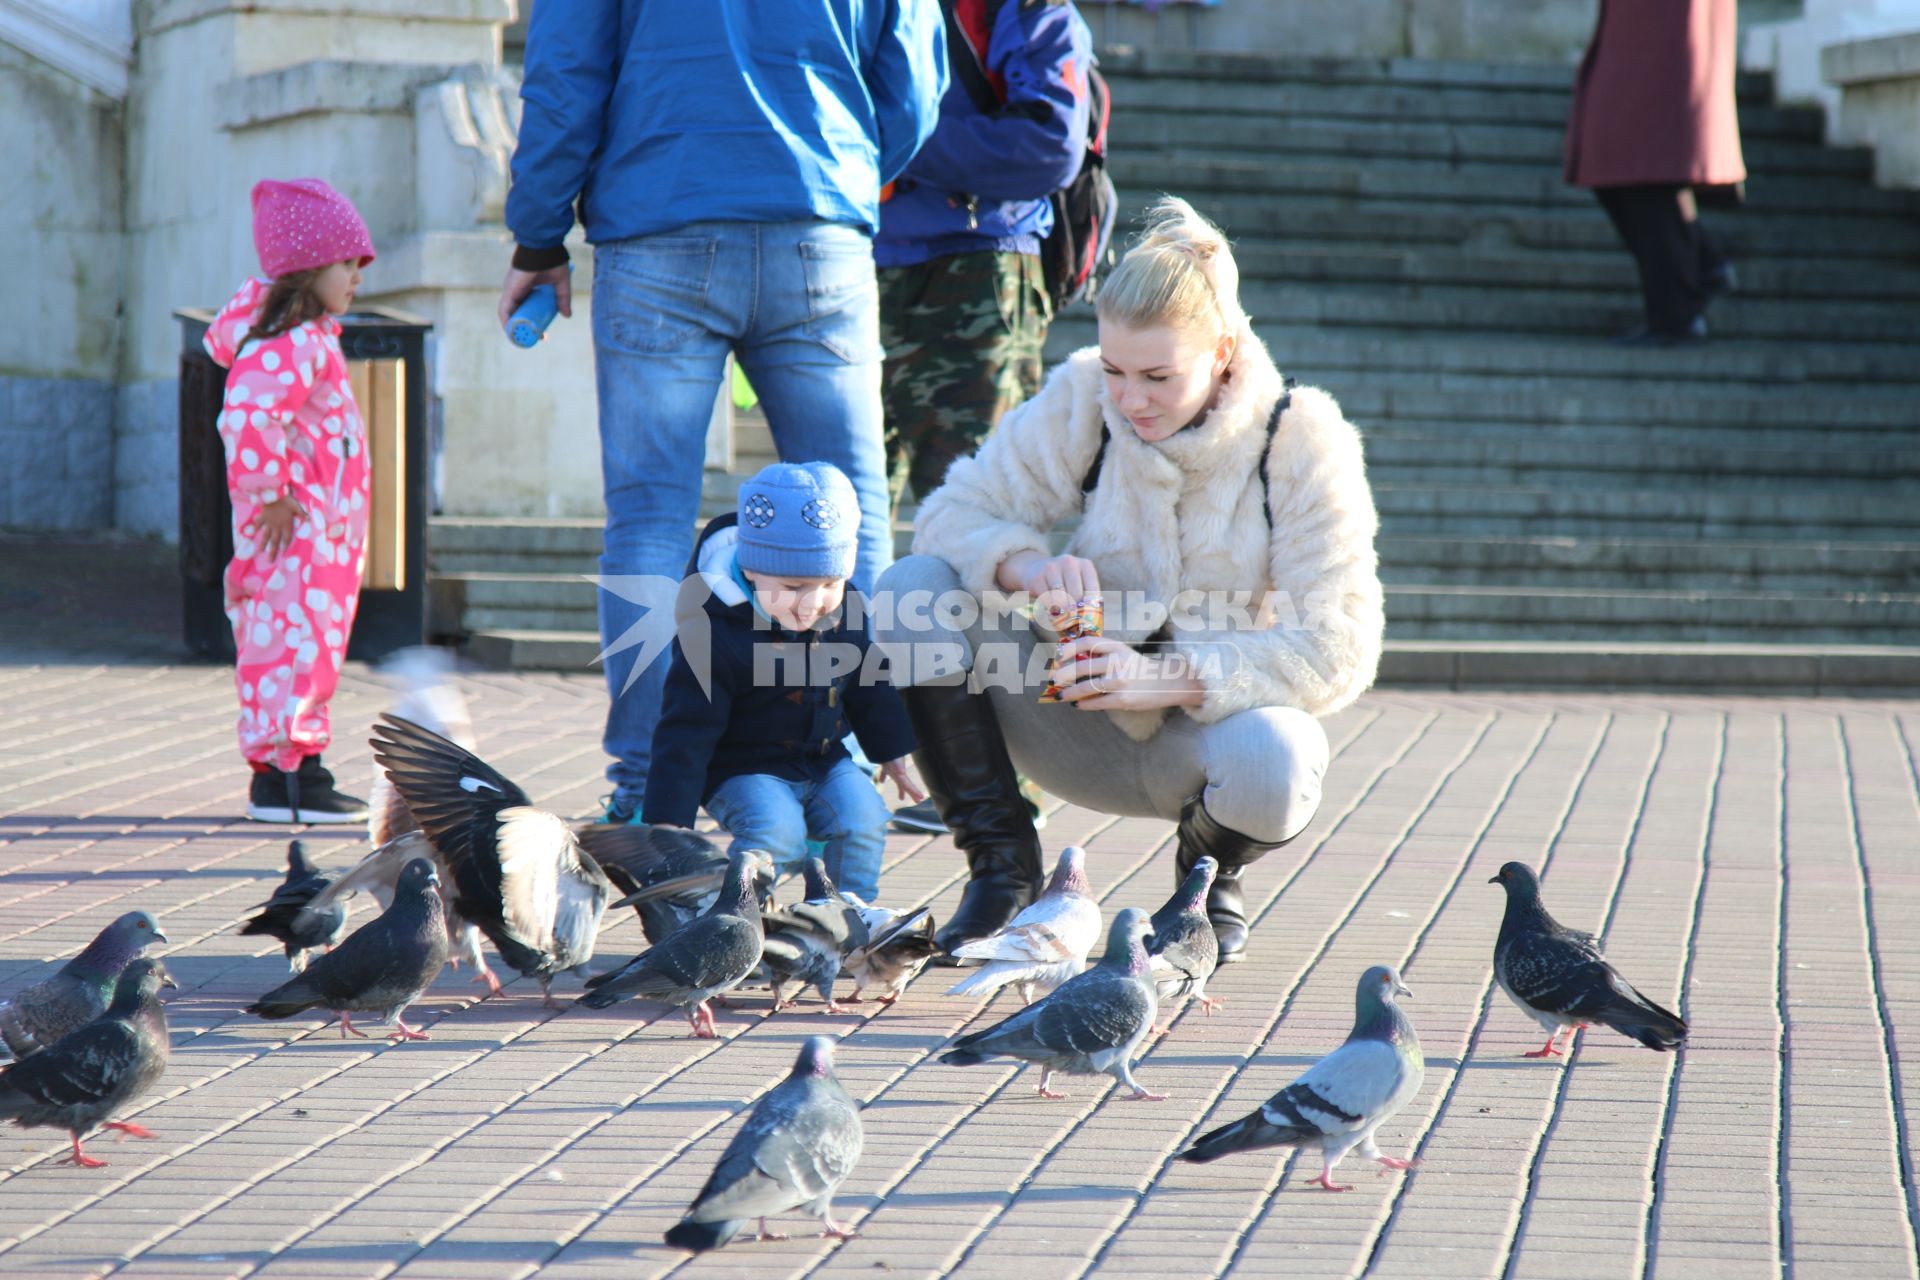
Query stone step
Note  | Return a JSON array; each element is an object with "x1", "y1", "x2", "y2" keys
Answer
[
  {"x1": 1372, "y1": 484, "x2": 1920, "y2": 540},
  {"x1": 1097, "y1": 69, "x2": 1826, "y2": 142},
  {"x1": 1108, "y1": 111, "x2": 1873, "y2": 180},
  {"x1": 1148, "y1": 192, "x2": 1920, "y2": 264},
  {"x1": 1386, "y1": 582, "x2": 1920, "y2": 642},
  {"x1": 1046, "y1": 319, "x2": 1920, "y2": 388},
  {"x1": 458, "y1": 627, "x2": 1920, "y2": 694},
  {"x1": 1219, "y1": 240, "x2": 1920, "y2": 303},
  {"x1": 1367, "y1": 429, "x2": 1920, "y2": 491},
  {"x1": 1105, "y1": 153, "x2": 1920, "y2": 225},
  {"x1": 1378, "y1": 535, "x2": 1920, "y2": 593}
]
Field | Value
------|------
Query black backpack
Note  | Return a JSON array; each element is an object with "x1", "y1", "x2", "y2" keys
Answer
[{"x1": 941, "y1": 0, "x2": 1117, "y2": 311}]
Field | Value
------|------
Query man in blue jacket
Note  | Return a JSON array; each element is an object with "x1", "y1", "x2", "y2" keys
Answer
[
  {"x1": 876, "y1": 0, "x2": 1092, "y2": 507},
  {"x1": 499, "y1": 0, "x2": 947, "y2": 823}
]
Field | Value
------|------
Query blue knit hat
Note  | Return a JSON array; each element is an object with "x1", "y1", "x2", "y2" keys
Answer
[{"x1": 734, "y1": 462, "x2": 860, "y2": 580}]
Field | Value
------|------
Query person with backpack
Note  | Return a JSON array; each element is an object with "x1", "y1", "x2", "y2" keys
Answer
[
  {"x1": 876, "y1": 0, "x2": 1103, "y2": 834},
  {"x1": 873, "y1": 197, "x2": 1384, "y2": 966}
]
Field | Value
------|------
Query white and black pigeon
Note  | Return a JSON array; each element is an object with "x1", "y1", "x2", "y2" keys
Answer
[
  {"x1": 576, "y1": 822, "x2": 774, "y2": 947},
  {"x1": 664, "y1": 1034, "x2": 864, "y2": 1252},
  {"x1": 576, "y1": 848, "x2": 764, "y2": 1038},
  {"x1": 239, "y1": 840, "x2": 348, "y2": 974},
  {"x1": 947, "y1": 845, "x2": 1102, "y2": 1005},
  {"x1": 0, "y1": 911, "x2": 165, "y2": 1060},
  {"x1": 246, "y1": 858, "x2": 451, "y2": 1041},
  {"x1": 367, "y1": 645, "x2": 477, "y2": 849},
  {"x1": 844, "y1": 906, "x2": 941, "y2": 1006},
  {"x1": 0, "y1": 957, "x2": 175, "y2": 1168},
  {"x1": 1490, "y1": 861, "x2": 1688, "y2": 1057},
  {"x1": 940, "y1": 908, "x2": 1164, "y2": 1102},
  {"x1": 759, "y1": 859, "x2": 870, "y2": 1013},
  {"x1": 1148, "y1": 855, "x2": 1222, "y2": 1028},
  {"x1": 370, "y1": 714, "x2": 612, "y2": 1005},
  {"x1": 1178, "y1": 963, "x2": 1424, "y2": 1192}
]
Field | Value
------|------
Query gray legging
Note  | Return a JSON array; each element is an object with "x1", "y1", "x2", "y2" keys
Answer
[{"x1": 873, "y1": 554, "x2": 1329, "y2": 843}]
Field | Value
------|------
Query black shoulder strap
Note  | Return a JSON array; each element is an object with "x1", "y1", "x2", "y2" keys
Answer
[
  {"x1": 941, "y1": 0, "x2": 1005, "y2": 113},
  {"x1": 1082, "y1": 376, "x2": 1296, "y2": 524}
]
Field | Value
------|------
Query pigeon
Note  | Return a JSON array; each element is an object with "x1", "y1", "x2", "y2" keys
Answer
[
  {"x1": 947, "y1": 845, "x2": 1102, "y2": 1005},
  {"x1": 239, "y1": 840, "x2": 348, "y2": 974},
  {"x1": 367, "y1": 645, "x2": 477, "y2": 849},
  {"x1": 759, "y1": 860, "x2": 870, "y2": 1013},
  {"x1": 246, "y1": 858, "x2": 451, "y2": 1040},
  {"x1": 0, "y1": 956, "x2": 175, "y2": 1168},
  {"x1": 1490, "y1": 861, "x2": 1688, "y2": 1056},
  {"x1": 664, "y1": 1035, "x2": 864, "y2": 1252},
  {"x1": 844, "y1": 906, "x2": 941, "y2": 1005},
  {"x1": 1178, "y1": 963, "x2": 1424, "y2": 1192},
  {"x1": 370, "y1": 714, "x2": 613, "y2": 1005},
  {"x1": 0, "y1": 911, "x2": 166, "y2": 1060},
  {"x1": 304, "y1": 832, "x2": 492, "y2": 981},
  {"x1": 576, "y1": 822, "x2": 774, "y2": 947},
  {"x1": 1148, "y1": 856, "x2": 1222, "y2": 1026},
  {"x1": 939, "y1": 908, "x2": 1164, "y2": 1102},
  {"x1": 575, "y1": 848, "x2": 764, "y2": 1037}
]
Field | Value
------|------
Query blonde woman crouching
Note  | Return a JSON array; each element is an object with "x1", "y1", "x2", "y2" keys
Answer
[{"x1": 874, "y1": 197, "x2": 1384, "y2": 965}]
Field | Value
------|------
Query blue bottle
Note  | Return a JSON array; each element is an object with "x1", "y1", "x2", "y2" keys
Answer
[{"x1": 507, "y1": 284, "x2": 561, "y2": 348}]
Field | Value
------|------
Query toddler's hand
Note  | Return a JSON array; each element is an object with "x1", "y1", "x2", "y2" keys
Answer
[
  {"x1": 879, "y1": 758, "x2": 927, "y2": 804},
  {"x1": 251, "y1": 496, "x2": 305, "y2": 559}
]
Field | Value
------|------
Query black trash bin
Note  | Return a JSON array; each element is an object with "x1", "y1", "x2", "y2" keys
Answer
[{"x1": 175, "y1": 306, "x2": 433, "y2": 663}]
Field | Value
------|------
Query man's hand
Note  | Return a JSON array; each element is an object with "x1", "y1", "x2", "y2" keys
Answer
[{"x1": 497, "y1": 264, "x2": 574, "y2": 334}]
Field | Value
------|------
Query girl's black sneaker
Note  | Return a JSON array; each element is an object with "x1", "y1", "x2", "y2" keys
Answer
[{"x1": 247, "y1": 756, "x2": 370, "y2": 824}]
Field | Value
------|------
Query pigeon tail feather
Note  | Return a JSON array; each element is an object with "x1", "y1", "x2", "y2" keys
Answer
[
  {"x1": 1179, "y1": 1112, "x2": 1307, "y2": 1163},
  {"x1": 1595, "y1": 987, "x2": 1688, "y2": 1051},
  {"x1": 664, "y1": 1217, "x2": 743, "y2": 1253}
]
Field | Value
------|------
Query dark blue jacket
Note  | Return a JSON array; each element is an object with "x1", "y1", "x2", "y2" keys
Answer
[
  {"x1": 507, "y1": 0, "x2": 948, "y2": 251},
  {"x1": 642, "y1": 514, "x2": 917, "y2": 830},
  {"x1": 874, "y1": 0, "x2": 1092, "y2": 268}
]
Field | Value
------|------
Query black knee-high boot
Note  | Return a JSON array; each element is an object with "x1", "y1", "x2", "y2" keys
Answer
[
  {"x1": 901, "y1": 680, "x2": 1044, "y2": 960},
  {"x1": 1175, "y1": 799, "x2": 1288, "y2": 964}
]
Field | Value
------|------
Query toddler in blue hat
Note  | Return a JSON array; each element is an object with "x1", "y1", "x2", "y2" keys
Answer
[{"x1": 642, "y1": 462, "x2": 924, "y2": 903}]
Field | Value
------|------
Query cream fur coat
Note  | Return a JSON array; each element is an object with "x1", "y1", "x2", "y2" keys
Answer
[{"x1": 912, "y1": 326, "x2": 1384, "y2": 739}]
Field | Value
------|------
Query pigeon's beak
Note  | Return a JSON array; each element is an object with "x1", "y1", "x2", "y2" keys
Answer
[
  {"x1": 152, "y1": 929, "x2": 169, "y2": 945},
  {"x1": 1487, "y1": 873, "x2": 1501, "y2": 884},
  {"x1": 162, "y1": 973, "x2": 180, "y2": 991},
  {"x1": 1394, "y1": 979, "x2": 1413, "y2": 999}
]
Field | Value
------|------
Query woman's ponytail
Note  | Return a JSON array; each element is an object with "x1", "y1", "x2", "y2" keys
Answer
[{"x1": 1095, "y1": 196, "x2": 1246, "y2": 336}]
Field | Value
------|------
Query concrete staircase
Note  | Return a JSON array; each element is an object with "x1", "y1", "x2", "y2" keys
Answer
[{"x1": 430, "y1": 52, "x2": 1920, "y2": 691}]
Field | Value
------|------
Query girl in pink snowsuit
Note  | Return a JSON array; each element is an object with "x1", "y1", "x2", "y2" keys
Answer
[{"x1": 204, "y1": 178, "x2": 377, "y2": 824}]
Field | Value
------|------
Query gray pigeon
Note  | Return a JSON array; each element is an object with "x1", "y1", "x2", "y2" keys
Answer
[
  {"x1": 371, "y1": 714, "x2": 612, "y2": 1005},
  {"x1": 0, "y1": 956, "x2": 175, "y2": 1168},
  {"x1": 939, "y1": 908, "x2": 1164, "y2": 1102},
  {"x1": 1148, "y1": 856, "x2": 1221, "y2": 1025},
  {"x1": 246, "y1": 858, "x2": 450, "y2": 1040},
  {"x1": 664, "y1": 1035, "x2": 864, "y2": 1252},
  {"x1": 760, "y1": 860, "x2": 870, "y2": 1013},
  {"x1": 0, "y1": 911, "x2": 166, "y2": 1060},
  {"x1": 580, "y1": 822, "x2": 775, "y2": 947},
  {"x1": 844, "y1": 906, "x2": 941, "y2": 1005},
  {"x1": 575, "y1": 848, "x2": 764, "y2": 1037},
  {"x1": 1178, "y1": 963, "x2": 1424, "y2": 1191},
  {"x1": 1491, "y1": 862, "x2": 1688, "y2": 1056},
  {"x1": 239, "y1": 840, "x2": 348, "y2": 973}
]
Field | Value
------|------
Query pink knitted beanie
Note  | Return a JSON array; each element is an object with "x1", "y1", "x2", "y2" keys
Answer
[{"x1": 250, "y1": 178, "x2": 376, "y2": 280}]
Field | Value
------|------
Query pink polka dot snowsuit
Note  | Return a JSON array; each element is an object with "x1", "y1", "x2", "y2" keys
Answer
[{"x1": 204, "y1": 278, "x2": 369, "y2": 772}]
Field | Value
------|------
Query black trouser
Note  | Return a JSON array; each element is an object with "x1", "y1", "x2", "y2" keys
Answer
[{"x1": 1594, "y1": 185, "x2": 1729, "y2": 333}]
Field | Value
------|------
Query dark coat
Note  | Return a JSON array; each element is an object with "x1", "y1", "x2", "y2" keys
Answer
[
  {"x1": 642, "y1": 514, "x2": 917, "y2": 830},
  {"x1": 1563, "y1": 0, "x2": 1747, "y2": 190}
]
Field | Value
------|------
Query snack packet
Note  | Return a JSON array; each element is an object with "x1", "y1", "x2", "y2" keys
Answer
[{"x1": 1039, "y1": 596, "x2": 1105, "y2": 703}]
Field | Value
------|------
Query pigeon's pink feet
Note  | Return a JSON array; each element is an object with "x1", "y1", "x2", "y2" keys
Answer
[
  {"x1": 1037, "y1": 1087, "x2": 1069, "y2": 1100},
  {"x1": 755, "y1": 1218, "x2": 788, "y2": 1242},
  {"x1": 102, "y1": 1122, "x2": 154, "y2": 1141},
  {"x1": 819, "y1": 1219, "x2": 857, "y2": 1241},
  {"x1": 822, "y1": 1001, "x2": 850, "y2": 1015},
  {"x1": 876, "y1": 991, "x2": 900, "y2": 1005},
  {"x1": 388, "y1": 1020, "x2": 430, "y2": 1042},
  {"x1": 340, "y1": 1013, "x2": 371, "y2": 1039},
  {"x1": 1521, "y1": 1037, "x2": 1565, "y2": 1059},
  {"x1": 1313, "y1": 1171, "x2": 1354, "y2": 1192},
  {"x1": 1374, "y1": 1155, "x2": 1419, "y2": 1172},
  {"x1": 470, "y1": 969, "x2": 504, "y2": 997},
  {"x1": 1119, "y1": 1087, "x2": 1169, "y2": 1102},
  {"x1": 1200, "y1": 995, "x2": 1225, "y2": 1015},
  {"x1": 60, "y1": 1136, "x2": 107, "y2": 1169}
]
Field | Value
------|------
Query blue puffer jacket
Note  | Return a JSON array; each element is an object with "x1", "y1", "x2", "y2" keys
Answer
[
  {"x1": 507, "y1": 0, "x2": 948, "y2": 252},
  {"x1": 642, "y1": 514, "x2": 917, "y2": 830},
  {"x1": 874, "y1": 0, "x2": 1092, "y2": 269}
]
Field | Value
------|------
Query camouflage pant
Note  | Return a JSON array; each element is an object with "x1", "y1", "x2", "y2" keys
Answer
[{"x1": 880, "y1": 250, "x2": 1051, "y2": 508}]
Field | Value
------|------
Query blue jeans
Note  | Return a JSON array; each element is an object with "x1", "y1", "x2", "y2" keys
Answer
[
  {"x1": 705, "y1": 759, "x2": 891, "y2": 903},
  {"x1": 591, "y1": 220, "x2": 892, "y2": 812}
]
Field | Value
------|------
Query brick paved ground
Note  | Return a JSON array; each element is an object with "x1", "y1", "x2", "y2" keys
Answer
[{"x1": 2, "y1": 658, "x2": 1917, "y2": 1279}]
